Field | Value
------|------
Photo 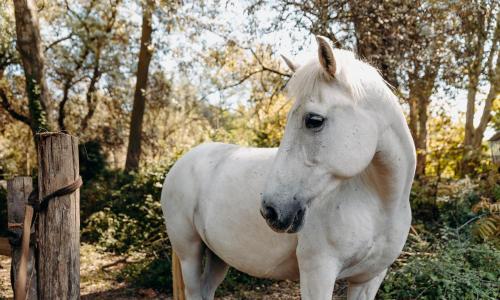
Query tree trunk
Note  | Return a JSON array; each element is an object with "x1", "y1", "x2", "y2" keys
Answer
[
  {"x1": 13, "y1": 0, "x2": 52, "y2": 135},
  {"x1": 415, "y1": 96, "x2": 430, "y2": 177},
  {"x1": 125, "y1": 0, "x2": 154, "y2": 171},
  {"x1": 407, "y1": 71, "x2": 419, "y2": 145},
  {"x1": 462, "y1": 69, "x2": 480, "y2": 173},
  {"x1": 473, "y1": 52, "x2": 499, "y2": 149},
  {"x1": 459, "y1": 6, "x2": 497, "y2": 176},
  {"x1": 80, "y1": 56, "x2": 101, "y2": 132},
  {"x1": 407, "y1": 64, "x2": 438, "y2": 178},
  {"x1": 460, "y1": 59, "x2": 497, "y2": 175}
]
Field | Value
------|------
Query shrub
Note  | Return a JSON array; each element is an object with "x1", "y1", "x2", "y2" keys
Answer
[
  {"x1": 81, "y1": 168, "x2": 169, "y2": 253},
  {"x1": 410, "y1": 175, "x2": 500, "y2": 243},
  {"x1": 80, "y1": 166, "x2": 175, "y2": 291},
  {"x1": 383, "y1": 173, "x2": 499, "y2": 299},
  {"x1": 117, "y1": 252, "x2": 173, "y2": 292},
  {"x1": 380, "y1": 233, "x2": 499, "y2": 299},
  {"x1": 79, "y1": 140, "x2": 107, "y2": 182}
]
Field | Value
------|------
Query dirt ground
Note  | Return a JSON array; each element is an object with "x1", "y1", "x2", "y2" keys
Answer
[{"x1": 0, "y1": 244, "x2": 346, "y2": 299}]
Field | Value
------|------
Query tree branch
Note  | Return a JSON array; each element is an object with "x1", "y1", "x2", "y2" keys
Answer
[
  {"x1": 58, "y1": 79, "x2": 71, "y2": 131},
  {"x1": 473, "y1": 50, "x2": 499, "y2": 147},
  {"x1": 58, "y1": 45, "x2": 90, "y2": 131},
  {"x1": 0, "y1": 88, "x2": 31, "y2": 125},
  {"x1": 248, "y1": 48, "x2": 291, "y2": 77},
  {"x1": 80, "y1": 56, "x2": 101, "y2": 131},
  {"x1": 221, "y1": 69, "x2": 263, "y2": 90},
  {"x1": 202, "y1": 29, "x2": 292, "y2": 80},
  {"x1": 44, "y1": 33, "x2": 74, "y2": 53}
]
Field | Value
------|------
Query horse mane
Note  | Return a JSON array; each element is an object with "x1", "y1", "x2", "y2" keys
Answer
[{"x1": 286, "y1": 49, "x2": 396, "y2": 104}]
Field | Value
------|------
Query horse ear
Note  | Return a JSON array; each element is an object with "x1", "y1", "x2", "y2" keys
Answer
[
  {"x1": 316, "y1": 35, "x2": 336, "y2": 79},
  {"x1": 280, "y1": 54, "x2": 299, "y2": 72}
]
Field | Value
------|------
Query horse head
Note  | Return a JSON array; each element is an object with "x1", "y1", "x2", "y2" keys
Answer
[{"x1": 261, "y1": 36, "x2": 399, "y2": 233}]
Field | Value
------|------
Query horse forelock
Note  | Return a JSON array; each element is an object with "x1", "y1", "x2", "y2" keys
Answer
[{"x1": 286, "y1": 49, "x2": 396, "y2": 106}]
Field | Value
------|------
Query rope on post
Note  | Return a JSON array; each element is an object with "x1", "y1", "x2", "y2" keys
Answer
[
  {"x1": 28, "y1": 176, "x2": 83, "y2": 212},
  {"x1": 8, "y1": 223, "x2": 23, "y2": 229}
]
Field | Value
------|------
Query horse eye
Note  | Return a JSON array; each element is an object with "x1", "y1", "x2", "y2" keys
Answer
[{"x1": 304, "y1": 113, "x2": 325, "y2": 130}]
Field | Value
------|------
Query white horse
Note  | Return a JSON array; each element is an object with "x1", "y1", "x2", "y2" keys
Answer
[{"x1": 161, "y1": 36, "x2": 416, "y2": 300}]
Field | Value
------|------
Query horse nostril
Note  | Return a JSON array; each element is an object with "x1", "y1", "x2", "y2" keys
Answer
[
  {"x1": 262, "y1": 204, "x2": 278, "y2": 222},
  {"x1": 296, "y1": 207, "x2": 305, "y2": 221}
]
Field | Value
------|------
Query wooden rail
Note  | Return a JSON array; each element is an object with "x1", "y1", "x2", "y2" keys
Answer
[{"x1": 0, "y1": 237, "x2": 10, "y2": 256}]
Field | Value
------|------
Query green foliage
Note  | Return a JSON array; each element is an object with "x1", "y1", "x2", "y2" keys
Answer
[
  {"x1": 80, "y1": 165, "x2": 175, "y2": 291},
  {"x1": 117, "y1": 254, "x2": 172, "y2": 292},
  {"x1": 81, "y1": 167, "x2": 169, "y2": 253},
  {"x1": 79, "y1": 140, "x2": 107, "y2": 182},
  {"x1": 410, "y1": 176, "x2": 499, "y2": 233},
  {"x1": 26, "y1": 76, "x2": 49, "y2": 133},
  {"x1": 425, "y1": 114, "x2": 464, "y2": 178},
  {"x1": 409, "y1": 177, "x2": 477, "y2": 231},
  {"x1": 385, "y1": 174, "x2": 500, "y2": 299},
  {"x1": 380, "y1": 237, "x2": 500, "y2": 299},
  {"x1": 208, "y1": 98, "x2": 289, "y2": 148},
  {"x1": 0, "y1": 2, "x2": 17, "y2": 69},
  {"x1": 217, "y1": 269, "x2": 272, "y2": 296}
]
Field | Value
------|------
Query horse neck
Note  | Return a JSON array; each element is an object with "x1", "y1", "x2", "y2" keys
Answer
[{"x1": 359, "y1": 102, "x2": 416, "y2": 206}]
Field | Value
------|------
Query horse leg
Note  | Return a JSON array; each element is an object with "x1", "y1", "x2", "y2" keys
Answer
[
  {"x1": 200, "y1": 248, "x2": 229, "y2": 300},
  {"x1": 297, "y1": 254, "x2": 339, "y2": 300},
  {"x1": 346, "y1": 269, "x2": 388, "y2": 300},
  {"x1": 170, "y1": 232, "x2": 204, "y2": 300}
]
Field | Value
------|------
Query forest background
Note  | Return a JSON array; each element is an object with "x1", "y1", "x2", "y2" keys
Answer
[{"x1": 0, "y1": 0, "x2": 499, "y2": 299}]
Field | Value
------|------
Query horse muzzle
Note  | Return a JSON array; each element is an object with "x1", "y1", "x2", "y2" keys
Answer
[{"x1": 260, "y1": 198, "x2": 307, "y2": 233}]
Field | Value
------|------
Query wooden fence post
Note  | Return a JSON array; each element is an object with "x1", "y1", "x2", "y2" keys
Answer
[
  {"x1": 36, "y1": 133, "x2": 80, "y2": 299},
  {"x1": 7, "y1": 177, "x2": 37, "y2": 300}
]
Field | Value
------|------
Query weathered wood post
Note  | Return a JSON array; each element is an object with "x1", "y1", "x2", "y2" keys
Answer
[
  {"x1": 7, "y1": 177, "x2": 37, "y2": 300},
  {"x1": 36, "y1": 133, "x2": 80, "y2": 299}
]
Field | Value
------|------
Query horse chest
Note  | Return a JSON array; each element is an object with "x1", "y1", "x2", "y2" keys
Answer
[
  {"x1": 298, "y1": 193, "x2": 408, "y2": 280},
  {"x1": 195, "y1": 185, "x2": 300, "y2": 280}
]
